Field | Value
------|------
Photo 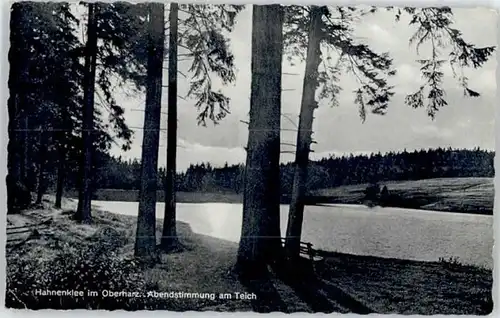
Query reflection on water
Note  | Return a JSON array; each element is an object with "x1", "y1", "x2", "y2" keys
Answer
[{"x1": 94, "y1": 201, "x2": 493, "y2": 268}]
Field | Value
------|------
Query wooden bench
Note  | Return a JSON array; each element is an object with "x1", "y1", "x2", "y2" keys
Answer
[{"x1": 280, "y1": 238, "x2": 323, "y2": 262}]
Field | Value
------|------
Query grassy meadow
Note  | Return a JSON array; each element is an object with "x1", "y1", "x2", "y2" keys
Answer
[{"x1": 310, "y1": 177, "x2": 494, "y2": 215}]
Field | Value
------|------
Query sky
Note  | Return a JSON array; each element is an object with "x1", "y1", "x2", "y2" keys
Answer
[{"x1": 107, "y1": 6, "x2": 497, "y2": 172}]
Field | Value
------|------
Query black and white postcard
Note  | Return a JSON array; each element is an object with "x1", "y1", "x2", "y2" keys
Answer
[{"x1": 4, "y1": 2, "x2": 496, "y2": 314}]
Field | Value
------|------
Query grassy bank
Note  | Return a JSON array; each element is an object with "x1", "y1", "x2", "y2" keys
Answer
[
  {"x1": 311, "y1": 177, "x2": 494, "y2": 215},
  {"x1": 5, "y1": 197, "x2": 251, "y2": 311},
  {"x1": 67, "y1": 177, "x2": 494, "y2": 214},
  {"x1": 5, "y1": 195, "x2": 493, "y2": 313}
]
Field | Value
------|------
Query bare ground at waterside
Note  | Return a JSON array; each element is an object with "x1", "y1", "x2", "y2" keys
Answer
[
  {"x1": 5, "y1": 196, "x2": 493, "y2": 314},
  {"x1": 66, "y1": 177, "x2": 494, "y2": 215}
]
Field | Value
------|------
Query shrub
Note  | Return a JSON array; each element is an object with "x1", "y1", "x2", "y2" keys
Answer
[
  {"x1": 364, "y1": 183, "x2": 380, "y2": 202},
  {"x1": 6, "y1": 227, "x2": 168, "y2": 310}
]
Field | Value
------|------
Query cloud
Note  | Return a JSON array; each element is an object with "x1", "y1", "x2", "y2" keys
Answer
[
  {"x1": 456, "y1": 119, "x2": 472, "y2": 129},
  {"x1": 367, "y1": 23, "x2": 394, "y2": 45},
  {"x1": 410, "y1": 124, "x2": 454, "y2": 139},
  {"x1": 473, "y1": 68, "x2": 497, "y2": 92},
  {"x1": 176, "y1": 140, "x2": 246, "y2": 171},
  {"x1": 396, "y1": 63, "x2": 419, "y2": 82}
]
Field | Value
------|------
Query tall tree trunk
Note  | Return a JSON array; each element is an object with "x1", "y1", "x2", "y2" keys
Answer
[
  {"x1": 54, "y1": 146, "x2": 65, "y2": 209},
  {"x1": 35, "y1": 131, "x2": 47, "y2": 205},
  {"x1": 161, "y1": 2, "x2": 179, "y2": 250},
  {"x1": 284, "y1": 6, "x2": 324, "y2": 260},
  {"x1": 236, "y1": 4, "x2": 284, "y2": 278},
  {"x1": 134, "y1": 3, "x2": 165, "y2": 263},
  {"x1": 76, "y1": 3, "x2": 98, "y2": 223},
  {"x1": 21, "y1": 115, "x2": 29, "y2": 183}
]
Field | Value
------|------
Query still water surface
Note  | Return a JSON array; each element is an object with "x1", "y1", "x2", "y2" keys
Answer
[{"x1": 94, "y1": 201, "x2": 493, "y2": 268}]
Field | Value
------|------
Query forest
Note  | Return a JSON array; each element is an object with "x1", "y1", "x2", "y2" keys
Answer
[{"x1": 57, "y1": 147, "x2": 495, "y2": 195}]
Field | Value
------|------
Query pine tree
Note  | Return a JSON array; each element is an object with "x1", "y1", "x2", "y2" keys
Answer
[
  {"x1": 7, "y1": 2, "x2": 142, "y2": 214},
  {"x1": 237, "y1": 4, "x2": 285, "y2": 278},
  {"x1": 284, "y1": 6, "x2": 325, "y2": 260},
  {"x1": 73, "y1": 2, "x2": 153, "y2": 221},
  {"x1": 7, "y1": 2, "x2": 84, "y2": 213},
  {"x1": 134, "y1": 2, "x2": 165, "y2": 262},
  {"x1": 161, "y1": 3, "x2": 179, "y2": 250},
  {"x1": 76, "y1": 2, "x2": 98, "y2": 223},
  {"x1": 159, "y1": 4, "x2": 243, "y2": 251},
  {"x1": 282, "y1": 6, "x2": 495, "y2": 259}
]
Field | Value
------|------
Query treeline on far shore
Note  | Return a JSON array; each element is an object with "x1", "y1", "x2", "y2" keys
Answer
[
  {"x1": 60, "y1": 147, "x2": 494, "y2": 195},
  {"x1": 65, "y1": 189, "x2": 243, "y2": 204},
  {"x1": 54, "y1": 147, "x2": 495, "y2": 215}
]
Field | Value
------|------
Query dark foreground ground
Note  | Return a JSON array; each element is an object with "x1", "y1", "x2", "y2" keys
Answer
[
  {"x1": 5, "y1": 196, "x2": 493, "y2": 314},
  {"x1": 67, "y1": 177, "x2": 494, "y2": 215}
]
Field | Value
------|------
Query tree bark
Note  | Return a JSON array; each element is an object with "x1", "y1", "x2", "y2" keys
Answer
[
  {"x1": 21, "y1": 115, "x2": 29, "y2": 183},
  {"x1": 76, "y1": 2, "x2": 98, "y2": 223},
  {"x1": 236, "y1": 4, "x2": 284, "y2": 278},
  {"x1": 284, "y1": 6, "x2": 324, "y2": 260},
  {"x1": 54, "y1": 146, "x2": 65, "y2": 209},
  {"x1": 161, "y1": 2, "x2": 179, "y2": 250},
  {"x1": 35, "y1": 131, "x2": 47, "y2": 205},
  {"x1": 134, "y1": 3, "x2": 165, "y2": 263}
]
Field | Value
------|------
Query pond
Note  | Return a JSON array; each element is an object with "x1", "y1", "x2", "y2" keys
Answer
[{"x1": 94, "y1": 201, "x2": 493, "y2": 268}]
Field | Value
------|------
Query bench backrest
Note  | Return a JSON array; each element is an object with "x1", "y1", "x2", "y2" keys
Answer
[{"x1": 280, "y1": 238, "x2": 315, "y2": 260}]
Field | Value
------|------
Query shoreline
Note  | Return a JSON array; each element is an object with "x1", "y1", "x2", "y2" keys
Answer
[
  {"x1": 5, "y1": 195, "x2": 493, "y2": 313},
  {"x1": 67, "y1": 194, "x2": 493, "y2": 216},
  {"x1": 62, "y1": 175, "x2": 494, "y2": 216}
]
